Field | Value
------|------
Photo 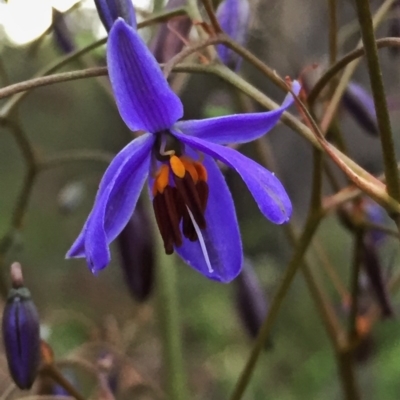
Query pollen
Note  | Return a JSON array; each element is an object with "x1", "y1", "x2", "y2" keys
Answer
[
  {"x1": 153, "y1": 164, "x2": 170, "y2": 195},
  {"x1": 181, "y1": 157, "x2": 199, "y2": 182},
  {"x1": 170, "y1": 155, "x2": 186, "y2": 178},
  {"x1": 194, "y1": 162, "x2": 208, "y2": 182}
]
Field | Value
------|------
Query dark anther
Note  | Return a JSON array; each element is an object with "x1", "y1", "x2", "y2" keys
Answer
[
  {"x1": 196, "y1": 180, "x2": 209, "y2": 212},
  {"x1": 153, "y1": 187, "x2": 183, "y2": 254},
  {"x1": 153, "y1": 131, "x2": 184, "y2": 162},
  {"x1": 173, "y1": 172, "x2": 206, "y2": 229}
]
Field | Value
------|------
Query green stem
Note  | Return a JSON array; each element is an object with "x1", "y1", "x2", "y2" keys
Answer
[
  {"x1": 42, "y1": 364, "x2": 87, "y2": 400},
  {"x1": 39, "y1": 149, "x2": 114, "y2": 170},
  {"x1": 319, "y1": 0, "x2": 397, "y2": 134},
  {"x1": 354, "y1": 0, "x2": 400, "y2": 201},
  {"x1": 156, "y1": 248, "x2": 188, "y2": 400},
  {"x1": 348, "y1": 230, "x2": 363, "y2": 341},
  {"x1": 0, "y1": 7, "x2": 187, "y2": 118},
  {"x1": 229, "y1": 213, "x2": 323, "y2": 400},
  {"x1": 200, "y1": 0, "x2": 222, "y2": 33},
  {"x1": 328, "y1": 0, "x2": 338, "y2": 65},
  {"x1": 308, "y1": 37, "x2": 400, "y2": 107},
  {"x1": 336, "y1": 350, "x2": 361, "y2": 400}
]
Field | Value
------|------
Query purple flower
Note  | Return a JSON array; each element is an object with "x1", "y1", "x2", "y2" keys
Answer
[
  {"x1": 94, "y1": 0, "x2": 137, "y2": 32},
  {"x1": 66, "y1": 19, "x2": 300, "y2": 283},
  {"x1": 342, "y1": 82, "x2": 378, "y2": 136},
  {"x1": 216, "y1": 0, "x2": 250, "y2": 69}
]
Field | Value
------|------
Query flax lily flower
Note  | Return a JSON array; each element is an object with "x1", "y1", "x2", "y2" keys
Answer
[
  {"x1": 66, "y1": 19, "x2": 300, "y2": 283},
  {"x1": 216, "y1": 0, "x2": 250, "y2": 69}
]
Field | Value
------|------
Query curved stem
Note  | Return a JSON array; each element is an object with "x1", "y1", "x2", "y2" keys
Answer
[
  {"x1": 41, "y1": 364, "x2": 87, "y2": 400},
  {"x1": 39, "y1": 150, "x2": 114, "y2": 170},
  {"x1": 0, "y1": 7, "x2": 188, "y2": 118},
  {"x1": 229, "y1": 213, "x2": 323, "y2": 400},
  {"x1": 308, "y1": 37, "x2": 400, "y2": 106},
  {"x1": 318, "y1": 0, "x2": 397, "y2": 134}
]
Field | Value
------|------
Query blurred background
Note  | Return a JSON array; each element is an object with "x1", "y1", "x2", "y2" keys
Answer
[{"x1": 1, "y1": 0, "x2": 400, "y2": 399}]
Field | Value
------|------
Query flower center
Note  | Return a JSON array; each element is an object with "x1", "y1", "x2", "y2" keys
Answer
[{"x1": 152, "y1": 153, "x2": 209, "y2": 255}]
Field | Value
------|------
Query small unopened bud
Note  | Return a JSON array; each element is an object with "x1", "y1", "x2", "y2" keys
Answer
[
  {"x1": 235, "y1": 261, "x2": 270, "y2": 343},
  {"x1": 52, "y1": 9, "x2": 75, "y2": 54},
  {"x1": 361, "y1": 238, "x2": 394, "y2": 318},
  {"x1": 363, "y1": 199, "x2": 387, "y2": 245},
  {"x1": 216, "y1": 0, "x2": 250, "y2": 70},
  {"x1": 94, "y1": 0, "x2": 137, "y2": 32},
  {"x1": 388, "y1": 1, "x2": 400, "y2": 57},
  {"x1": 117, "y1": 200, "x2": 155, "y2": 302},
  {"x1": 342, "y1": 82, "x2": 378, "y2": 136},
  {"x1": 2, "y1": 264, "x2": 40, "y2": 389},
  {"x1": 149, "y1": 0, "x2": 192, "y2": 63}
]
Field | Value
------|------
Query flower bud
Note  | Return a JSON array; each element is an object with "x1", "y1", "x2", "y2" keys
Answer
[
  {"x1": 361, "y1": 237, "x2": 394, "y2": 318},
  {"x1": 342, "y1": 82, "x2": 378, "y2": 136},
  {"x1": 363, "y1": 199, "x2": 386, "y2": 245},
  {"x1": 52, "y1": 8, "x2": 75, "y2": 54},
  {"x1": 2, "y1": 263, "x2": 40, "y2": 389},
  {"x1": 235, "y1": 261, "x2": 270, "y2": 342},
  {"x1": 94, "y1": 0, "x2": 137, "y2": 32},
  {"x1": 149, "y1": 0, "x2": 192, "y2": 63},
  {"x1": 388, "y1": 1, "x2": 400, "y2": 57},
  {"x1": 116, "y1": 200, "x2": 155, "y2": 302},
  {"x1": 216, "y1": 0, "x2": 250, "y2": 70}
]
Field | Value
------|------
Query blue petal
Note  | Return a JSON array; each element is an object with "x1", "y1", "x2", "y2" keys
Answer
[
  {"x1": 66, "y1": 134, "x2": 154, "y2": 273},
  {"x1": 94, "y1": 0, "x2": 137, "y2": 32},
  {"x1": 172, "y1": 155, "x2": 242, "y2": 282},
  {"x1": 174, "y1": 81, "x2": 301, "y2": 144},
  {"x1": 172, "y1": 132, "x2": 292, "y2": 224},
  {"x1": 107, "y1": 19, "x2": 183, "y2": 133}
]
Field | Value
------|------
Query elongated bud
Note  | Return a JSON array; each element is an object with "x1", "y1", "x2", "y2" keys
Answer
[
  {"x1": 94, "y1": 0, "x2": 137, "y2": 32},
  {"x1": 342, "y1": 82, "x2": 378, "y2": 136},
  {"x1": 361, "y1": 238, "x2": 394, "y2": 318},
  {"x1": 235, "y1": 261, "x2": 270, "y2": 342},
  {"x1": 52, "y1": 8, "x2": 75, "y2": 54},
  {"x1": 216, "y1": 0, "x2": 250, "y2": 69},
  {"x1": 149, "y1": 0, "x2": 192, "y2": 63},
  {"x1": 2, "y1": 262, "x2": 40, "y2": 389},
  {"x1": 363, "y1": 199, "x2": 386, "y2": 245},
  {"x1": 388, "y1": 1, "x2": 400, "y2": 57},
  {"x1": 117, "y1": 200, "x2": 155, "y2": 302}
]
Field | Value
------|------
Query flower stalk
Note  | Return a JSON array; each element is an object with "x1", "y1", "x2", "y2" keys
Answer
[
  {"x1": 156, "y1": 244, "x2": 189, "y2": 400},
  {"x1": 354, "y1": 0, "x2": 400, "y2": 202}
]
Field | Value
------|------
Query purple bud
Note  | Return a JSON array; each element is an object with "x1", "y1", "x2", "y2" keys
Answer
[
  {"x1": 388, "y1": 1, "x2": 400, "y2": 57},
  {"x1": 342, "y1": 82, "x2": 379, "y2": 136},
  {"x1": 52, "y1": 9, "x2": 75, "y2": 54},
  {"x1": 362, "y1": 237, "x2": 394, "y2": 318},
  {"x1": 235, "y1": 261, "x2": 270, "y2": 342},
  {"x1": 94, "y1": 0, "x2": 137, "y2": 32},
  {"x1": 216, "y1": 0, "x2": 250, "y2": 69},
  {"x1": 353, "y1": 330, "x2": 375, "y2": 364},
  {"x1": 2, "y1": 265, "x2": 40, "y2": 390},
  {"x1": 149, "y1": 0, "x2": 192, "y2": 63},
  {"x1": 363, "y1": 199, "x2": 386, "y2": 245},
  {"x1": 116, "y1": 201, "x2": 155, "y2": 302}
]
